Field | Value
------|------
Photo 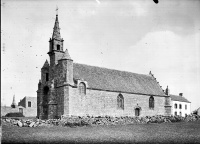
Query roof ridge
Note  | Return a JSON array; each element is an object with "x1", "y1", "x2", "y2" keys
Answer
[
  {"x1": 170, "y1": 94, "x2": 191, "y2": 103},
  {"x1": 74, "y1": 62, "x2": 150, "y2": 77}
]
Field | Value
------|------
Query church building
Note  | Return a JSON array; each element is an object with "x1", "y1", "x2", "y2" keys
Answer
[{"x1": 37, "y1": 14, "x2": 172, "y2": 119}]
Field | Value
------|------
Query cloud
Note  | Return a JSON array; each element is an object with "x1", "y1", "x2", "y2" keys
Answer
[{"x1": 95, "y1": 0, "x2": 101, "y2": 5}]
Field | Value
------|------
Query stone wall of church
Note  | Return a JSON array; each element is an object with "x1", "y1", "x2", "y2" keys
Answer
[
  {"x1": 56, "y1": 85, "x2": 70, "y2": 117},
  {"x1": 68, "y1": 87, "x2": 166, "y2": 117},
  {"x1": 56, "y1": 86, "x2": 64, "y2": 117}
]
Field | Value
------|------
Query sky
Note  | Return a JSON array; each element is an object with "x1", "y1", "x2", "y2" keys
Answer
[{"x1": 1, "y1": 0, "x2": 200, "y2": 111}]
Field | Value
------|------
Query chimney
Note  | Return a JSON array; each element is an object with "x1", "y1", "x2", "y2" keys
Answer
[{"x1": 179, "y1": 93, "x2": 183, "y2": 96}]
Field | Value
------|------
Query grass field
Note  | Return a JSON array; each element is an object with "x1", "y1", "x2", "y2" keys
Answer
[{"x1": 2, "y1": 120, "x2": 200, "y2": 144}]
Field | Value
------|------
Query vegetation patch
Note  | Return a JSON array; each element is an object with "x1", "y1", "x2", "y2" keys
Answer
[
  {"x1": 2, "y1": 120, "x2": 200, "y2": 144},
  {"x1": 5, "y1": 112, "x2": 24, "y2": 117}
]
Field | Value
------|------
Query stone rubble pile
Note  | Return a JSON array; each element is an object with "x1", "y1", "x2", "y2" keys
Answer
[{"x1": 2, "y1": 114, "x2": 199, "y2": 128}]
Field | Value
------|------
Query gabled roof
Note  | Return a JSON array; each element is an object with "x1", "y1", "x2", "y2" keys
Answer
[
  {"x1": 170, "y1": 95, "x2": 191, "y2": 103},
  {"x1": 73, "y1": 63, "x2": 166, "y2": 96}
]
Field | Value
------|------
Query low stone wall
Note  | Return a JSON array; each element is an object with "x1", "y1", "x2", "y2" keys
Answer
[{"x1": 2, "y1": 114, "x2": 200, "y2": 128}]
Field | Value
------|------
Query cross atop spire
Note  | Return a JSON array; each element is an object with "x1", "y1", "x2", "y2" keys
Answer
[{"x1": 56, "y1": 6, "x2": 58, "y2": 16}]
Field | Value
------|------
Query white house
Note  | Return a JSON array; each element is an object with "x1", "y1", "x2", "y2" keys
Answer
[
  {"x1": 170, "y1": 93, "x2": 191, "y2": 117},
  {"x1": 197, "y1": 107, "x2": 200, "y2": 116}
]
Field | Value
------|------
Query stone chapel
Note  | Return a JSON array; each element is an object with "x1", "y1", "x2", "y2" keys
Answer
[{"x1": 37, "y1": 14, "x2": 172, "y2": 119}]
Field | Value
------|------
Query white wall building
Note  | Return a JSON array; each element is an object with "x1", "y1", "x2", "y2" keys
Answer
[
  {"x1": 197, "y1": 107, "x2": 200, "y2": 116},
  {"x1": 170, "y1": 93, "x2": 191, "y2": 117}
]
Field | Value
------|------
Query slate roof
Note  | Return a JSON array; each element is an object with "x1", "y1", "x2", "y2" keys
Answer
[
  {"x1": 73, "y1": 63, "x2": 166, "y2": 96},
  {"x1": 170, "y1": 95, "x2": 191, "y2": 103}
]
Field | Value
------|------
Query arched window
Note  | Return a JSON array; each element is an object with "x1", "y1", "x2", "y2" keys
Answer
[
  {"x1": 149, "y1": 96, "x2": 154, "y2": 109},
  {"x1": 117, "y1": 94, "x2": 124, "y2": 110},
  {"x1": 79, "y1": 82, "x2": 86, "y2": 95},
  {"x1": 179, "y1": 104, "x2": 182, "y2": 109},
  {"x1": 174, "y1": 103, "x2": 177, "y2": 109},
  {"x1": 135, "y1": 108, "x2": 140, "y2": 116}
]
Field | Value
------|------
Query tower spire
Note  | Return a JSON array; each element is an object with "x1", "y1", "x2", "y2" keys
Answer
[
  {"x1": 52, "y1": 6, "x2": 61, "y2": 40},
  {"x1": 11, "y1": 94, "x2": 17, "y2": 108}
]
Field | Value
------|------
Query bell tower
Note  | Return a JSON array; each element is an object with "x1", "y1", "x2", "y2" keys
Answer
[
  {"x1": 49, "y1": 14, "x2": 64, "y2": 53},
  {"x1": 48, "y1": 11, "x2": 65, "y2": 80}
]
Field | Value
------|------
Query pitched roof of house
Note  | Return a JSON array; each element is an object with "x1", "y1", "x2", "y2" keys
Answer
[
  {"x1": 170, "y1": 95, "x2": 191, "y2": 103},
  {"x1": 73, "y1": 63, "x2": 166, "y2": 96}
]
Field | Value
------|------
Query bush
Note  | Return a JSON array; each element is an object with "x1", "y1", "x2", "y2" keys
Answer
[{"x1": 5, "y1": 112, "x2": 24, "y2": 117}]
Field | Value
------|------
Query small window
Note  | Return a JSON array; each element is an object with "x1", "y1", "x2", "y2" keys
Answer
[
  {"x1": 28, "y1": 101, "x2": 31, "y2": 107},
  {"x1": 149, "y1": 96, "x2": 154, "y2": 109},
  {"x1": 175, "y1": 111, "x2": 177, "y2": 116},
  {"x1": 19, "y1": 108, "x2": 23, "y2": 114},
  {"x1": 179, "y1": 104, "x2": 182, "y2": 109},
  {"x1": 79, "y1": 82, "x2": 86, "y2": 95},
  {"x1": 117, "y1": 94, "x2": 124, "y2": 110},
  {"x1": 57, "y1": 44, "x2": 60, "y2": 50},
  {"x1": 185, "y1": 104, "x2": 187, "y2": 110},
  {"x1": 174, "y1": 103, "x2": 177, "y2": 109},
  {"x1": 46, "y1": 73, "x2": 49, "y2": 81}
]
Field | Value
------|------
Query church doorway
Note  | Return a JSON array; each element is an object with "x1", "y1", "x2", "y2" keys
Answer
[
  {"x1": 43, "y1": 86, "x2": 49, "y2": 119},
  {"x1": 135, "y1": 108, "x2": 140, "y2": 116}
]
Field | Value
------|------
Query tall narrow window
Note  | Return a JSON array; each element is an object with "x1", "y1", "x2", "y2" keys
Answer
[
  {"x1": 117, "y1": 94, "x2": 124, "y2": 110},
  {"x1": 179, "y1": 104, "x2": 182, "y2": 109},
  {"x1": 135, "y1": 108, "x2": 140, "y2": 116},
  {"x1": 57, "y1": 44, "x2": 60, "y2": 50},
  {"x1": 46, "y1": 73, "x2": 49, "y2": 81},
  {"x1": 79, "y1": 82, "x2": 86, "y2": 95},
  {"x1": 174, "y1": 103, "x2": 177, "y2": 109},
  {"x1": 185, "y1": 104, "x2": 187, "y2": 110},
  {"x1": 175, "y1": 112, "x2": 177, "y2": 116},
  {"x1": 149, "y1": 96, "x2": 154, "y2": 109},
  {"x1": 180, "y1": 112, "x2": 182, "y2": 116},
  {"x1": 28, "y1": 101, "x2": 31, "y2": 107}
]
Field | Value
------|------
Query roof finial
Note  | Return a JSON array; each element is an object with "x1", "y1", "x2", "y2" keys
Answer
[
  {"x1": 56, "y1": 6, "x2": 58, "y2": 16},
  {"x1": 11, "y1": 94, "x2": 17, "y2": 108},
  {"x1": 165, "y1": 85, "x2": 170, "y2": 96},
  {"x1": 149, "y1": 71, "x2": 152, "y2": 75}
]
